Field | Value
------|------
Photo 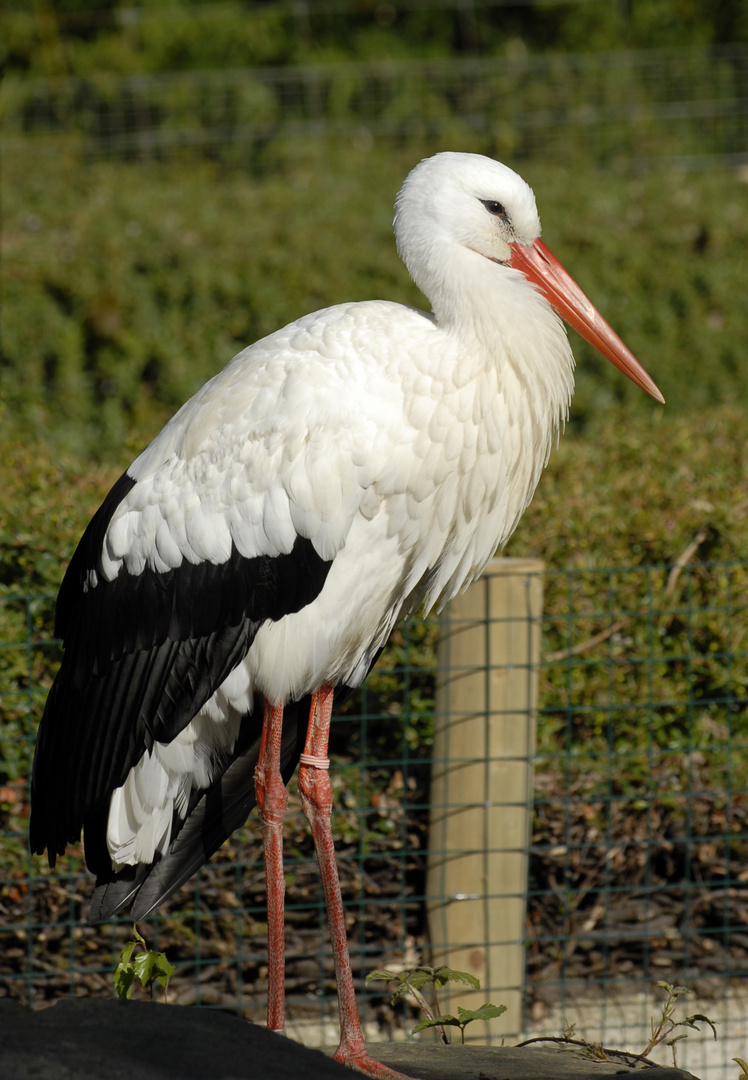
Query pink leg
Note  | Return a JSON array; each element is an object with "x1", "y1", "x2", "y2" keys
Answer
[
  {"x1": 255, "y1": 698, "x2": 288, "y2": 1032},
  {"x1": 298, "y1": 686, "x2": 413, "y2": 1079}
]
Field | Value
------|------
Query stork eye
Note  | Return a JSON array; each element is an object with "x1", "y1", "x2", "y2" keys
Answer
[{"x1": 481, "y1": 199, "x2": 508, "y2": 219}]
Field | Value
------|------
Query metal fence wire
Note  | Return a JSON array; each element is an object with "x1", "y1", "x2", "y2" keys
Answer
[
  {"x1": 3, "y1": 45, "x2": 748, "y2": 170},
  {"x1": 0, "y1": 559, "x2": 746, "y2": 1077}
]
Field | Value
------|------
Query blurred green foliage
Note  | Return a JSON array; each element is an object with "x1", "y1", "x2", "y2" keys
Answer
[
  {"x1": 507, "y1": 408, "x2": 748, "y2": 809},
  {"x1": 3, "y1": 138, "x2": 748, "y2": 455},
  {"x1": 1, "y1": 0, "x2": 746, "y2": 78},
  {"x1": 2, "y1": 142, "x2": 409, "y2": 454},
  {"x1": 505, "y1": 407, "x2": 748, "y2": 568}
]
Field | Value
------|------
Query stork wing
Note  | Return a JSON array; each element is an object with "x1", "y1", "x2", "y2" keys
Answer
[
  {"x1": 29, "y1": 469, "x2": 331, "y2": 873},
  {"x1": 87, "y1": 692, "x2": 313, "y2": 922}
]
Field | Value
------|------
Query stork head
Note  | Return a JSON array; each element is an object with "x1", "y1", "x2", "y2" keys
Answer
[
  {"x1": 395, "y1": 151, "x2": 541, "y2": 268},
  {"x1": 394, "y1": 152, "x2": 664, "y2": 404}
]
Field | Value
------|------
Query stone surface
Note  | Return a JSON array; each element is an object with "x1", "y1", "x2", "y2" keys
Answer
[
  {"x1": 0, "y1": 998, "x2": 349, "y2": 1079},
  {"x1": 0, "y1": 999, "x2": 700, "y2": 1079},
  {"x1": 371, "y1": 1041, "x2": 700, "y2": 1080}
]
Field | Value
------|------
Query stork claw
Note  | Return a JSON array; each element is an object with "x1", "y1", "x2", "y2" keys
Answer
[{"x1": 334, "y1": 1045, "x2": 419, "y2": 1079}]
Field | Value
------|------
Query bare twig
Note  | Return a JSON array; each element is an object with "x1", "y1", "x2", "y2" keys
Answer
[
  {"x1": 545, "y1": 618, "x2": 629, "y2": 663},
  {"x1": 515, "y1": 1035, "x2": 658, "y2": 1068},
  {"x1": 663, "y1": 528, "x2": 709, "y2": 600}
]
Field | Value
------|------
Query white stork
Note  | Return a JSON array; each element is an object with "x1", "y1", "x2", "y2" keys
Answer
[{"x1": 31, "y1": 152, "x2": 662, "y2": 1077}]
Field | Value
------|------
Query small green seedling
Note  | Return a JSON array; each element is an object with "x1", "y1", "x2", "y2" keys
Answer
[
  {"x1": 518, "y1": 981, "x2": 718, "y2": 1070},
  {"x1": 366, "y1": 965, "x2": 506, "y2": 1044},
  {"x1": 734, "y1": 1057, "x2": 748, "y2": 1079},
  {"x1": 641, "y1": 981, "x2": 717, "y2": 1067},
  {"x1": 113, "y1": 926, "x2": 175, "y2": 1001},
  {"x1": 412, "y1": 1002, "x2": 508, "y2": 1044}
]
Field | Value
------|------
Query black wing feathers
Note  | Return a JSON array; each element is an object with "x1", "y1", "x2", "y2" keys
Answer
[
  {"x1": 30, "y1": 468, "x2": 332, "y2": 871},
  {"x1": 53, "y1": 470, "x2": 136, "y2": 642},
  {"x1": 89, "y1": 695, "x2": 312, "y2": 923}
]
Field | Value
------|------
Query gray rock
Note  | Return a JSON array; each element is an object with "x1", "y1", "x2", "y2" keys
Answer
[
  {"x1": 371, "y1": 1041, "x2": 701, "y2": 1079},
  {"x1": 0, "y1": 998, "x2": 349, "y2": 1079},
  {"x1": 0, "y1": 999, "x2": 701, "y2": 1079}
]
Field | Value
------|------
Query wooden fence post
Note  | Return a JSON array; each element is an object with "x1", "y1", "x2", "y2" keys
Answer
[{"x1": 426, "y1": 557, "x2": 544, "y2": 1039}]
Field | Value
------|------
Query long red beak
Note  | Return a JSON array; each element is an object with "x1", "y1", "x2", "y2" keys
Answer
[{"x1": 509, "y1": 238, "x2": 665, "y2": 404}]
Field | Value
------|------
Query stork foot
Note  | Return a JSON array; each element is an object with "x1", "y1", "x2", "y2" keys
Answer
[{"x1": 334, "y1": 1038, "x2": 418, "y2": 1079}]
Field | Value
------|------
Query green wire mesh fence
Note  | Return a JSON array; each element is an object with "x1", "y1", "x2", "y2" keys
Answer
[
  {"x1": 0, "y1": 559, "x2": 746, "y2": 1075},
  {"x1": 529, "y1": 559, "x2": 748, "y2": 1077},
  {"x1": 3, "y1": 45, "x2": 748, "y2": 171}
]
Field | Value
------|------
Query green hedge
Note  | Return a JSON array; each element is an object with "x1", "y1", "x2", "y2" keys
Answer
[{"x1": 2, "y1": 2, "x2": 744, "y2": 80}]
